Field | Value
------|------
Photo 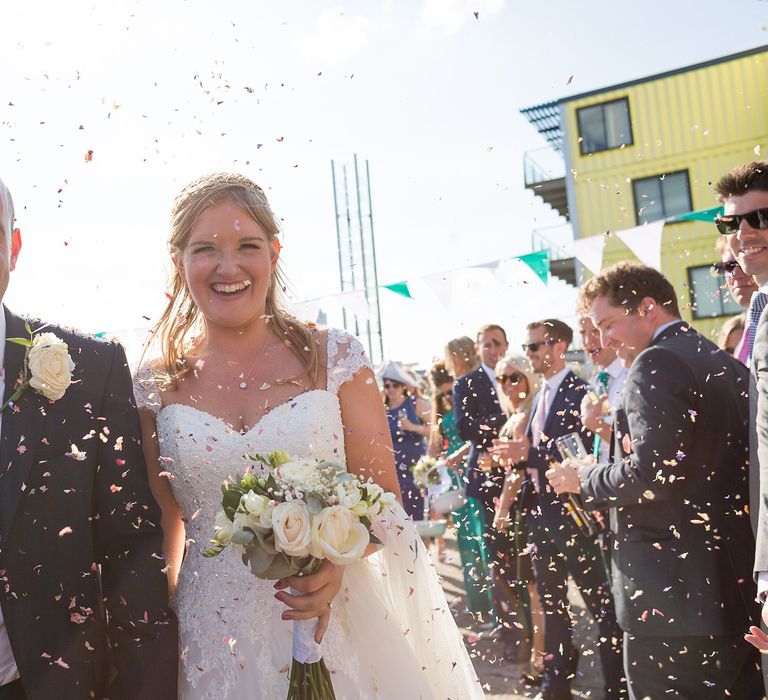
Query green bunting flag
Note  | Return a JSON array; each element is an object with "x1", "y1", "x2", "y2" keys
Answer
[
  {"x1": 382, "y1": 281, "x2": 412, "y2": 298},
  {"x1": 517, "y1": 250, "x2": 550, "y2": 284},
  {"x1": 669, "y1": 205, "x2": 723, "y2": 223}
]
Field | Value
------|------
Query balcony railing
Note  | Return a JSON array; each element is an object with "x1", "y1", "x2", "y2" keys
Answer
[{"x1": 523, "y1": 147, "x2": 566, "y2": 187}]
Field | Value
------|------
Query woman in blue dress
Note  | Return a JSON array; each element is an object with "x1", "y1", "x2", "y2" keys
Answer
[{"x1": 381, "y1": 362, "x2": 431, "y2": 521}]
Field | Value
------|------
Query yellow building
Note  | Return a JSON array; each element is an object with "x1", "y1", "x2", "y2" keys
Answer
[{"x1": 521, "y1": 44, "x2": 768, "y2": 340}]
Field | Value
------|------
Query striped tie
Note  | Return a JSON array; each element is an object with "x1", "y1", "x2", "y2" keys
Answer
[
  {"x1": 740, "y1": 291, "x2": 768, "y2": 365},
  {"x1": 593, "y1": 371, "x2": 610, "y2": 457}
]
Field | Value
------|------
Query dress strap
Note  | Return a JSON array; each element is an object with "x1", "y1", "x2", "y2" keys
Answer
[{"x1": 326, "y1": 328, "x2": 371, "y2": 395}]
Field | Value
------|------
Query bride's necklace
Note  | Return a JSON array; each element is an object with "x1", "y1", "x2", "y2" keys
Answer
[
  {"x1": 237, "y1": 335, "x2": 278, "y2": 390},
  {"x1": 205, "y1": 335, "x2": 277, "y2": 390}
]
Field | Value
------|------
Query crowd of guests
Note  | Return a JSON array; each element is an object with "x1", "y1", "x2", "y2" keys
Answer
[{"x1": 379, "y1": 160, "x2": 768, "y2": 700}]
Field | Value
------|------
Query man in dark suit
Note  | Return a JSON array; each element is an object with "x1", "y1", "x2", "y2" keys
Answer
[
  {"x1": 453, "y1": 324, "x2": 519, "y2": 655},
  {"x1": 717, "y1": 164, "x2": 768, "y2": 690},
  {"x1": 548, "y1": 262, "x2": 761, "y2": 699},
  {"x1": 502, "y1": 319, "x2": 623, "y2": 700},
  {"x1": 0, "y1": 178, "x2": 178, "y2": 699}
]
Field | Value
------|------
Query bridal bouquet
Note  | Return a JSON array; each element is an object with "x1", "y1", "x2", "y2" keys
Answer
[
  {"x1": 204, "y1": 450, "x2": 396, "y2": 700},
  {"x1": 410, "y1": 455, "x2": 441, "y2": 488}
]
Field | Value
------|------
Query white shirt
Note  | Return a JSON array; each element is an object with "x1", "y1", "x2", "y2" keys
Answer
[
  {"x1": 0, "y1": 312, "x2": 18, "y2": 685},
  {"x1": 652, "y1": 319, "x2": 681, "y2": 341},
  {"x1": 531, "y1": 366, "x2": 570, "y2": 440},
  {"x1": 755, "y1": 285, "x2": 768, "y2": 598},
  {"x1": 591, "y1": 357, "x2": 628, "y2": 464},
  {"x1": 481, "y1": 363, "x2": 498, "y2": 393}
]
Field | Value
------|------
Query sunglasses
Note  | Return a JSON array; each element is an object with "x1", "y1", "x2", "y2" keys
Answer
[
  {"x1": 497, "y1": 372, "x2": 523, "y2": 384},
  {"x1": 711, "y1": 260, "x2": 742, "y2": 278},
  {"x1": 522, "y1": 340, "x2": 556, "y2": 352},
  {"x1": 383, "y1": 381, "x2": 403, "y2": 389},
  {"x1": 715, "y1": 207, "x2": 768, "y2": 235}
]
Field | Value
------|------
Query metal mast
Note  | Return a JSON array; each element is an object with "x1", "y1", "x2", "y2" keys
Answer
[{"x1": 330, "y1": 154, "x2": 384, "y2": 364}]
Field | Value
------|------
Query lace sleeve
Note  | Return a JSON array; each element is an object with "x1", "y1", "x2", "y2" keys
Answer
[
  {"x1": 132, "y1": 362, "x2": 163, "y2": 416},
  {"x1": 326, "y1": 328, "x2": 372, "y2": 395}
]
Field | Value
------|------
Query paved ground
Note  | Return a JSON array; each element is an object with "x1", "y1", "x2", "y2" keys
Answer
[{"x1": 433, "y1": 529, "x2": 605, "y2": 700}]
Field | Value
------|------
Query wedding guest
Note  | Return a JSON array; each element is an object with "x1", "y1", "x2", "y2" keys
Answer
[
  {"x1": 718, "y1": 312, "x2": 746, "y2": 354},
  {"x1": 428, "y1": 361, "x2": 493, "y2": 619},
  {"x1": 488, "y1": 354, "x2": 544, "y2": 684},
  {"x1": 576, "y1": 313, "x2": 627, "y2": 465},
  {"x1": 549, "y1": 262, "x2": 761, "y2": 699},
  {"x1": 714, "y1": 164, "x2": 768, "y2": 678},
  {"x1": 500, "y1": 319, "x2": 624, "y2": 700},
  {"x1": 382, "y1": 361, "x2": 431, "y2": 521},
  {"x1": 0, "y1": 177, "x2": 178, "y2": 699},
  {"x1": 453, "y1": 325, "x2": 523, "y2": 660},
  {"x1": 714, "y1": 234, "x2": 759, "y2": 364}
]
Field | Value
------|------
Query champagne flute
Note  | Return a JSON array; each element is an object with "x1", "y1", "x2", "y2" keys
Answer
[{"x1": 553, "y1": 432, "x2": 605, "y2": 538}]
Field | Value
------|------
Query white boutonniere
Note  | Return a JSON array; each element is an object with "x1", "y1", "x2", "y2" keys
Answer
[{"x1": 1, "y1": 322, "x2": 75, "y2": 412}]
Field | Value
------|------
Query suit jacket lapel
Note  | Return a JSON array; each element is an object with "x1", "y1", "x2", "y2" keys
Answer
[{"x1": 0, "y1": 308, "x2": 46, "y2": 548}]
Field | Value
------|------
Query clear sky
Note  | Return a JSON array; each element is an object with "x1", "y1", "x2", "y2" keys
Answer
[{"x1": 1, "y1": 0, "x2": 766, "y2": 367}]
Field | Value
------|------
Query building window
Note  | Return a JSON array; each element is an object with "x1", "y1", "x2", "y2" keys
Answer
[
  {"x1": 632, "y1": 170, "x2": 692, "y2": 224},
  {"x1": 687, "y1": 264, "x2": 742, "y2": 320},
  {"x1": 576, "y1": 98, "x2": 633, "y2": 155}
]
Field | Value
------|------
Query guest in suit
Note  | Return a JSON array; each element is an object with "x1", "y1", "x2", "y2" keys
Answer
[
  {"x1": 549, "y1": 262, "x2": 761, "y2": 699},
  {"x1": 712, "y1": 164, "x2": 768, "y2": 669},
  {"x1": 443, "y1": 336, "x2": 494, "y2": 623},
  {"x1": 577, "y1": 313, "x2": 627, "y2": 466},
  {"x1": 453, "y1": 325, "x2": 523, "y2": 659},
  {"x1": 501, "y1": 319, "x2": 624, "y2": 700},
  {"x1": 0, "y1": 178, "x2": 178, "y2": 699},
  {"x1": 713, "y1": 233, "x2": 759, "y2": 363}
]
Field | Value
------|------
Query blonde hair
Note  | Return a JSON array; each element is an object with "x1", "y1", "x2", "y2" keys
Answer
[
  {"x1": 445, "y1": 336, "x2": 480, "y2": 377},
  {"x1": 148, "y1": 172, "x2": 319, "y2": 385},
  {"x1": 495, "y1": 353, "x2": 539, "y2": 416}
]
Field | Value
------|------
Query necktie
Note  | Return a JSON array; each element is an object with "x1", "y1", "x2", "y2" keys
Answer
[
  {"x1": 739, "y1": 292, "x2": 768, "y2": 365},
  {"x1": 593, "y1": 371, "x2": 610, "y2": 457},
  {"x1": 531, "y1": 382, "x2": 550, "y2": 448}
]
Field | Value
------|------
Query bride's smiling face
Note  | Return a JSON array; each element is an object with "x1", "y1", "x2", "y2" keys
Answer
[{"x1": 179, "y1": 199, "x2": 277, "y2": 330}]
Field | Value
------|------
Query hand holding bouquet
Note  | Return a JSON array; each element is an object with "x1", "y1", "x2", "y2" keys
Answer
[
  {"x1": 205, "y1": 450, "x2": 396, "y2": 699},
  {"x1": 409, "y1": 455, "x2": 441, "y2": 488}
]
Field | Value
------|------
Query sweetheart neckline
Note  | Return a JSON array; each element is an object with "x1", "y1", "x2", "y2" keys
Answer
[{"x1": 157, "y1": 389, "x2": 338, "y2": 435}]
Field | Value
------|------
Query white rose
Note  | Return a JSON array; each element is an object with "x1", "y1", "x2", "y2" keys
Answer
[
  {"x1": 309, "y1": 506, "x2": 370, "y2": 566},
  {"x1": 27, "y1": 333, "x2": 75, "y2": 401},
  {"x1": 271, "y1": 501, "x2": 312, "y2": 557},
  {"x1": 339, "y1": 483, "x2": 362, "y2": 510},
  {"x1": 213, "y1": 510, "x2": 234, "y2": 545},
  {"x1": 241, "y1": 491, "x2": 270, "y2": 517},
  {"x1": 275, "y1": 459, "x2": 318, "y2": 484}
]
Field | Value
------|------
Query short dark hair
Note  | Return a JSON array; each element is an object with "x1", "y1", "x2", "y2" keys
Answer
[
  {"x1": 476, "y1": 323, "x2": 507, "y2": 344},
  {"x1": 715, "y1": 161, "x2": 768, "y2": 201},
  {"x1": 526, "y1": 319, "x2": 573, "y2": 347},
  {"x1": 580, "y1": 261, "x2": 681, "y2": 317}
]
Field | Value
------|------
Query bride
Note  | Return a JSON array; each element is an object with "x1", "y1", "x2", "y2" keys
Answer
[{"x1": 135, "y1": 172, "x2": 484, "y2": 699}]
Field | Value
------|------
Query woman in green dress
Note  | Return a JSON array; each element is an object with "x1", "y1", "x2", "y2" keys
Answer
[{"x1": 429, "y1": 351, "x2": 494, "y2": 619}]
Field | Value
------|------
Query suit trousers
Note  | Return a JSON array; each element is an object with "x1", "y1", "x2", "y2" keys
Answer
[
  {"x1": 624, "y1": 632, "x2": 763, "y2": 700},
  {"x1": 0, "y1": 680, "x2": 25, "y2": 700},
  {"x1": 528, "y1": 501, "x2": 625, "y2": 699}
]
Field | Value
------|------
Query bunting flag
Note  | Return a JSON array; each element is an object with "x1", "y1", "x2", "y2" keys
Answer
[
  {"x1": 382, "y1": 281, "x2": 412, "y2": 298},
  {"x1": 570, "y1": 235, "x2": 606, "y2": 275},
  {"x1": 518, "y1": 250, "x2": 550, "y2": 284},
  {"x1": 616, "y1": 220, "x2": 665, "y2": 271},
  {"x1": 669, "y1": 205, "x2": 723, "y2": 223}
]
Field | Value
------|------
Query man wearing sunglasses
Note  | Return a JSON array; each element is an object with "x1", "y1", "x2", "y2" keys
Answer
[
  {"x1": 502, "y1": 319, "x2": 623, "y2": 700},
  {"x1": 718, "y1": 163, "x2": 768, "y2": 679}
]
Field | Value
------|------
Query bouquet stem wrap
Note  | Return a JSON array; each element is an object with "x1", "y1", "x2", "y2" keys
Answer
[{"x1": 290, "y1": 587, "x2": 323, "y2": 664}]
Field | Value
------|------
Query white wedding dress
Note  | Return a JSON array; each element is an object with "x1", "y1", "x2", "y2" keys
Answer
[{"x1": 136, "y1": 329, "x2": 484, "y2": 700}]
